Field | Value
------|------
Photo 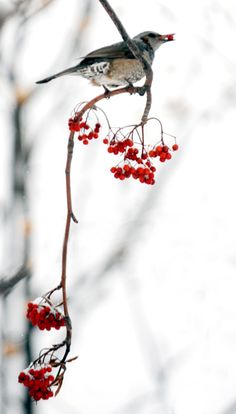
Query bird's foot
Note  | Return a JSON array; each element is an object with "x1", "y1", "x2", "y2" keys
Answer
[
  {"x1": 137, "y1": 86, "x2": 147, "y2": 96},
  {"x1": 125, "y1": 80, "x2": 135, "y2": 95}
]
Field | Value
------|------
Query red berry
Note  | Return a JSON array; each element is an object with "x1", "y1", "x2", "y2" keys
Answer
[
  {"x1": 172, "y1": 144, "x2": 179, "y2": 151},
  {"x1": 149, "y1": 150, "x2": 155, "y2": 158},
  {"x1": 162, "y1": 145, "x2": 169, "y2": 153},
  {"x1": 126, "y1": 139, "x2": 133, "y2": 147},
  {"x1": 103, "y1": 138, "x2": 109, "y2": 144},
  {"x1": 123, "y1": 164, "x2": 130, "y2": 172},
  {"x1": 159, "y1": 152, "x2": 166, "y2": 160},
  {"x1": 18, "y1": 372, "x2": 27, "y2": 383}
]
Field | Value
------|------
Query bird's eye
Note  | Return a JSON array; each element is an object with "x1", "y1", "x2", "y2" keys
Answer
[
  {"x1": 141, "y1": 36, "x2": 149, "y2": 44},
  {"x1": 148, "y1": 33, "x2": 156, "y2": 38}
]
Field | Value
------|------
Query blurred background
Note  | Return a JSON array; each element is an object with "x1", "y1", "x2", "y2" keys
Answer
[{"x1": 0, "y1": 0, "x2": 236, "y2": 413}]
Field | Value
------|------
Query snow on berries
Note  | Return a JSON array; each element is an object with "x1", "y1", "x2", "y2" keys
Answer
[
  {"x1": 26, "y1": 299, "x2": 65, "y2": 331},
  {"x1": 18, "y1": 364, "x2": 54, "y2": 401}
]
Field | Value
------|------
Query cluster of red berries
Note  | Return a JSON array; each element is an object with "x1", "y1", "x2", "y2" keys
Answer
[
  {"x1": 27, "y1": 302, "x2": 65, "y2": 331},
  {"x1": 149, "y1": 144, "x2": 179, "y2": 162},
  {"x1": 103, "y1": 137, "x2": 133, "y2": 154},
  {"x1": 18, "y1": 365, "x2": 54, "y2": 401},
  {"x1": 111, "y1": 163, "x2": 156, "y2": 185},
  {"x1": 103, "y1": 136, "x2": 153, "y2": 184},
  {"x1": 68, "y1": 115, "x2": 179, "y2": 185},
  {"x1": 125, "y1": 147, "x2": 146, "y2": 162},
  {"x1": 68, "y1": 118, "x2": 101, "y2": 145},
  {"x1": 108, "y1": 140, "x2": 179, "y2": 185}
]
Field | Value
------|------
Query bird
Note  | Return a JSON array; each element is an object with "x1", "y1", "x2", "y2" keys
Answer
[{"x1": 36, "y1": 31, "x2": 174, "y2": 89}]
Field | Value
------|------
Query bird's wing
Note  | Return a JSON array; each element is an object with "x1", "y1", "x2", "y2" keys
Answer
[{"x1": 82, "y1": 41, "x2": 135, "y2": 60}]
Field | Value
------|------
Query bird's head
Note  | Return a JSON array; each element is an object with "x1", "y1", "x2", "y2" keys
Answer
[{"x1": 134, "y1": 31, "x2": 175, "y2": 51}]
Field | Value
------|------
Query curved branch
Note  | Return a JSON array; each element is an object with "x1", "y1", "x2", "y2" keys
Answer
[
  {"x1": 98, "y1": 0, "x2": 153, "y2": 123},
  {"x1": 98, "y1": 0, "x2": 150, "y2": 71},
  {"x1": 58, "y1": 0, "x2": 155, "y2": 392},
  {"x1": 74, "y1": 85, "x2": 146, "y2": 121}
]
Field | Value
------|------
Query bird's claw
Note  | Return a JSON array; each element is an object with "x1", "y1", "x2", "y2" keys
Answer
[{"x1": 137, "y1": 86, "x2": 147, "y2": 96}]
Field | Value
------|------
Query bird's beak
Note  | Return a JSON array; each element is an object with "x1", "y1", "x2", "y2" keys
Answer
[{"x1": 160, "y1": 34, "x2": 175, "y2": 42}]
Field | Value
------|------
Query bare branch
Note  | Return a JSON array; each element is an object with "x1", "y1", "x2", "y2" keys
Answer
[{"x1": 0, "y1": 266, "x2": 29, "y2": 296}]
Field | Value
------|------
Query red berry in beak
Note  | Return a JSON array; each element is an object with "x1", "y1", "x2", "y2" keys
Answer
[
  {"x1": 166, "y1": 34, "x2": 175, "y2": 41},
  {"x1": 161, "y1": 34, "x2": 175, "y2": 42}
]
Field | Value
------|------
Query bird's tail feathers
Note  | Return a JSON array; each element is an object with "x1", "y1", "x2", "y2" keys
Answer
[{"x1": 36, "y1": 65, "x2": 78, "y2": 84}]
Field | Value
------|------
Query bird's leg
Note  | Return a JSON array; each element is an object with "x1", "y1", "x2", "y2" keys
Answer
[
  {"x1": 102, "y1": 85, "x2": 111, "y2": 98},
  {"x1": 125, "y1": 80, "x2": 135, "y2": 94}
]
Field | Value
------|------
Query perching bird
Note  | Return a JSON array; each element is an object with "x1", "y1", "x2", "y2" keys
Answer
[{"x1": 36, "y1": 31, "x2": 174, "y2": 89}]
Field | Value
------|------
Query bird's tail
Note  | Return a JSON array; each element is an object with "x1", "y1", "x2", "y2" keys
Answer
[{"x1": 36, "y1": 65, "x2": 79, "y2": 84}]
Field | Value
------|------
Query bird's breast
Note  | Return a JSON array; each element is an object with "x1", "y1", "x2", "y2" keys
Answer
[
  {"x1": 78, "y1": 57, "x2": 151, "y2": 87},
  {"x1": 108, "y1": 59, "x2": 145, "y2": 83}
]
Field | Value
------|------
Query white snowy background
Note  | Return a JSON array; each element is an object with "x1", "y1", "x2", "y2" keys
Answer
[{"x1": 0, "y1": 0, "x2": 236, "y2": 414}]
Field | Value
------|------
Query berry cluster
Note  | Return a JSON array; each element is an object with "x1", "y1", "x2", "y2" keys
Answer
[
  {"x1": 27, "y1": 302, "x2": 65, "y2": 331},
  {"x1": 107, "y1": 141, "x2": 179, "y2": 185},
  {"x1": 18, "y1": 365, "x2": 54, "y2": 401},
  {"x1": 149, "y1": 144, "x2": 178, "y2": 162},
  {"x1": 103, "y1": 136, "x2": 156, "y2": 185},
  {"x1": 111, "y1": 163, "x2": 156, "y2": 185},
  {"x1": 104, "y1": 138, "x2": 133, "y2": 154},
  {"x1": 69, "y1": 113, "x2": 179, "y2": 185},
  {"x1": 68, "y1": 118, "x2": 101, "y2": 145}
]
